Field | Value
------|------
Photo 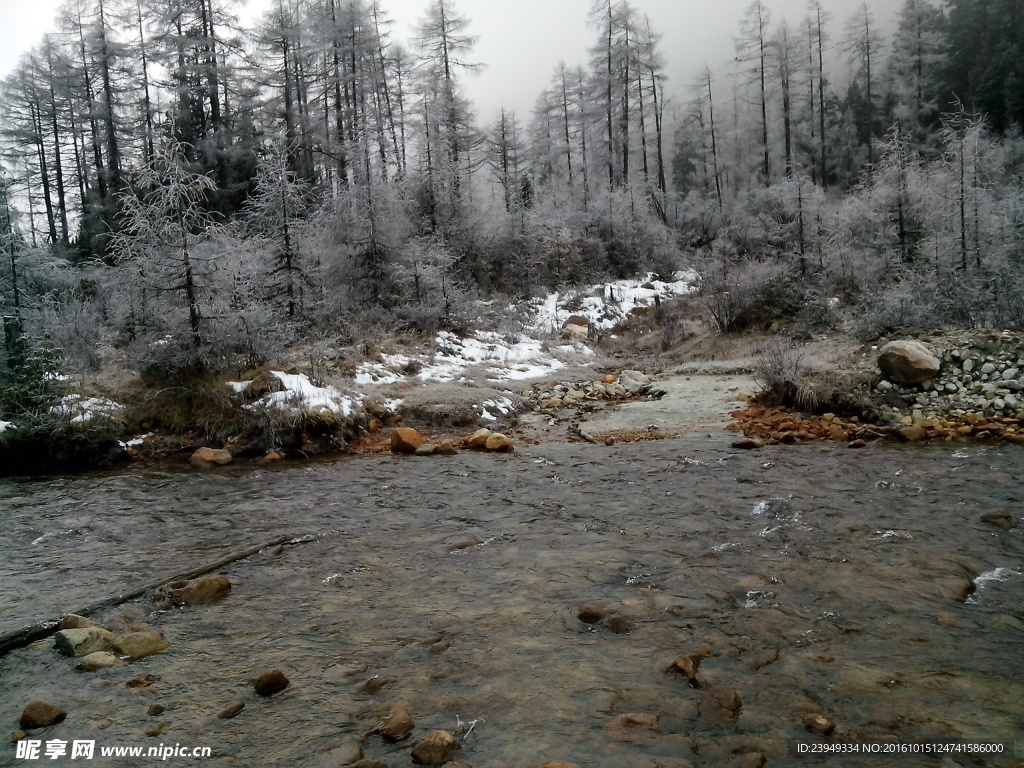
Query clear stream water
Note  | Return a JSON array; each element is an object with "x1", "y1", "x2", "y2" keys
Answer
[{"x1": 1, "y1": 438, "x2": 1022, "y2": 767}]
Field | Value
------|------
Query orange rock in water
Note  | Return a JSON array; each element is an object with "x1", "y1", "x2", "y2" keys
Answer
[
  {"x1": 391, "y1": 427, "x2": 425, "y2": 454},
  {"x1": 379, "y1": 705, "x2": 414, "y2": 742},
  {"x1": 804, "y1": 713, "x2": 837, "y2": 735},
  {"x1": 410, "y1": 730, "x2": 460, "y2": 765}
]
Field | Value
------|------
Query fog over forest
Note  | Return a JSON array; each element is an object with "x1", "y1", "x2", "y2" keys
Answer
[{"x1": 0, "y1": 0, "x2": 1023, "y2": 459}]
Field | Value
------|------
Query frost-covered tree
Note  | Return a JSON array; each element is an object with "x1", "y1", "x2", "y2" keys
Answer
[{"x1": 111, "y1": 139, "x2": 217, "y2": 350}]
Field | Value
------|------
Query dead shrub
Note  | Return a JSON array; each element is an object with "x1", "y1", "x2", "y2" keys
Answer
[{"x1": 753, "y1": 339, "x2": 875, "y2": 418}]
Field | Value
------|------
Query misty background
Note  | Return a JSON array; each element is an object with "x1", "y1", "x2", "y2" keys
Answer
[{"x1": 1, "y1": 0, "x2": 887, "y2": 119}]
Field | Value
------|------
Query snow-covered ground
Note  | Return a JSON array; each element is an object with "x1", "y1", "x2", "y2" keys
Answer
[
  {"x1": 51, "y1": 395, "x2": 124, "y2": 425},
  {"x1": 355, "y1": 272, "x2": 696, "y2": 388},
  {"x1": 356, "y1": 331, "x2": 575, "y2": 386},
  {"x1": 27, "y1": 272, "x2": 696, "y2": 439},
  {"x1": 228, "y1": 371, "x2": 364, "y2": 418},
  {"x1": 526, "y1": 271, "x2": 698, "y2": 334}
]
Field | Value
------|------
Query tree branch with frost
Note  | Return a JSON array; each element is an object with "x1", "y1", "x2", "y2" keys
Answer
[{"x1": 111, "y1": 139, "x2": 218, "y2": 350}]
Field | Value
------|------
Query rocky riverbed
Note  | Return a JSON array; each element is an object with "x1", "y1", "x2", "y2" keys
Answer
[{"x1": 1, "y1": 436, "x2": 1022, "y2": 767}]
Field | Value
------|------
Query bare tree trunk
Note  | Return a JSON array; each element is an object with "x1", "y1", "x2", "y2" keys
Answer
[
  {"x1": 560, "y1": 67, "x2": 575, "y2": 194},
  {"x1": 705, "y1": 70, "x2": 723, "y2": 210},
  {"x1": 29, "y1": 101, "x2": 58, "y2": 245}
]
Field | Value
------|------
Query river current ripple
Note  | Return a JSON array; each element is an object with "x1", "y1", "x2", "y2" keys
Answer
[{"x1": 1, "y1": 438, "x2": 1022, "y2": 767}]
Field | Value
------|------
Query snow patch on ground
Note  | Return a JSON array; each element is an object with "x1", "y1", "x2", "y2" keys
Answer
[
  {"x1": 230, "y1": 371, "x2": 362, "y2": 418},
  {"x1": 51, "y1": 395, "x2": 124, "y2": 425},
  {"x1": 356, "y1": 330, "x2": 572, "y2": 386},
  {"x1": 478, "y1": 396, "x2": 516, "y2": 422},
  {"x1": 353, "y1": 271, "x2": 695, "y2": 388},
  {"x1": 526, "y1": 271, "x2": 698, "y2": 334}
]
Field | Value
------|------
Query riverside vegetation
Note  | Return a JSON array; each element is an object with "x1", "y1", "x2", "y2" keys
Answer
[{"x1": 1, "y1": 0, "x2": 1024, "y2": 472}]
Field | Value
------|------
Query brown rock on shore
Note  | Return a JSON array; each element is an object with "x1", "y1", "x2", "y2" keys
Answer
[
  {"x1": 485, "y1": 433, "x2": 513, "y2": 452},
  {"x1": 391, "y1": 428, "x2": 425, "y2": 454},
  {"x1": 189, "y1": 447, "x2": 233, "y2": 469},
  {"x1": 466, "y1": 429, "x2": 492, "y2": 449}
]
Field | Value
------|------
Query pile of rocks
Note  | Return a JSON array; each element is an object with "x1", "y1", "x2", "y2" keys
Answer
[
  {"x1": 522, "y1": 370, "x2": 664, "y2": 413},
  {"x1": 388, "y1": 426, "x2": 513, "y2": 455},
  {"x1": 872, "y1": 331, "x2": 1024, "y2": 425}
]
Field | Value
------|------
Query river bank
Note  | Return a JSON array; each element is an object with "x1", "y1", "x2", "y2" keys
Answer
[{"x1": 2, "y1": 436, "x2": 1022, "y2": 767}]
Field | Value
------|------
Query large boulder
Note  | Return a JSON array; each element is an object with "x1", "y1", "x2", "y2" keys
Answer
[{"x1": 877, "y1": 341, "x2": 941, "y2": 385}]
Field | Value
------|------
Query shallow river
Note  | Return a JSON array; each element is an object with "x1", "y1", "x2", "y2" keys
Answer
[{"x1": 1, "y1": 437, "x2": 1022, "y2": 767}]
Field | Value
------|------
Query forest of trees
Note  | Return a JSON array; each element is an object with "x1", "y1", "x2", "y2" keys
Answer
[{"x1": 1, "y1": 0, "x2": 1023, "y2": 386}]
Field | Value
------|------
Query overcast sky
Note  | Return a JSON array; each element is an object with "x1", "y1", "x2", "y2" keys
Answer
[{"x1": 0, "y1": 0, "x2": 895, "y2": 121}]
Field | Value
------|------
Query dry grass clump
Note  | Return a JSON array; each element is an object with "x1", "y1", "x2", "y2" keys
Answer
[
  {"x1": 121, "y1": 372, "x2": 355, "y2": 456},
  {"x1": 752, "y1": 339, "x2": 873, "y2": 417}
]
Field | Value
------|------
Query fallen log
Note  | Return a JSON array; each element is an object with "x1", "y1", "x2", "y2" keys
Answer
[{"x1": 0, "y1": 535, "x2": 294, "y2": 657}]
